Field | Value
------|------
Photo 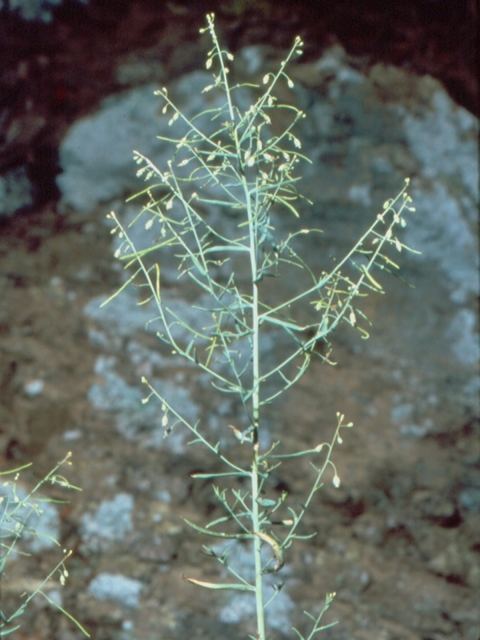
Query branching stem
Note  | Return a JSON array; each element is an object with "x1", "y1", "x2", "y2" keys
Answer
[{"x1": 104, "y1": 13, "x2": 416, "y2": 639}]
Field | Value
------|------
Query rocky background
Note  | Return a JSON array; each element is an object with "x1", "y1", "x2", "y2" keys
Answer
[{"x1": 0, "y1": 1, "x2": 478, "y2": 639}]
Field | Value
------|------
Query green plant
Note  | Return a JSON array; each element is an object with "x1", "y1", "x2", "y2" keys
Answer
[
  {"x1": 104, "y1": 13, "x2": 417, "y2": 639},
  {"x1": 0, "y1": 453, "x2": 89, "y2": 637}
]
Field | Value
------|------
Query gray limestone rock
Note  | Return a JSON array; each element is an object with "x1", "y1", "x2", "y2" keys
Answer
[
  {"x1": 2, "y1": 0, "x2": 87, "y2": 22},
  {"x1": 70, "y1": 46, "x2": 478, "y2": 455},
  {"x1": 0, "y1": 166, "x2": 33, "y2": 217},
  {"x1": 88, "y1": 572, "x2": 143, "y2": 608}
]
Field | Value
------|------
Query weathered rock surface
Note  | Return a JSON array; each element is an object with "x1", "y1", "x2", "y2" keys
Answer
[{"x1": 3, "y1": 38, "x2": 478, "y2": 640}]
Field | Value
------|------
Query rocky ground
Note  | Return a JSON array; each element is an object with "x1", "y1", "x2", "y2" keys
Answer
[{"x1": 0, "y1": 2, "x2": 478, "y2": 640}]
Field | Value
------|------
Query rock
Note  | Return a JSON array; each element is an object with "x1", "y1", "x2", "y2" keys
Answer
[
  {"x1": 0, "y1": 482, "x2": 60, "y2": 552},
  {"x1": 57, "y1": 83, "x2": 163, "y2": 213},
  {"x1": 402, "y1": 90, "x2": 478, "y2": 201},
  {"x1": 0, "y1": 165, "x2": 33, "y2": 217},
  {"x1": 67, "y1": 50, "x2": 479, "y2": 602},
  {"x1": 88, "y1": 572, "x2": 143, "y2": 608},
  {"x1": 115, "y1": 56, "x2": 166, "y2": 87},
  {"x1": 2, "y1": 115, "x2": 45, "y2": 151},
  {"x1": 66, "y1": 50, "x2": 478, "y2": 504},
  {"x1": 57, "y1": 74, "x2": 252, "y2": 213},
  {"x1": 86, "y1": 353, "x2": 200, "y2": 453},
  {"x1": 284, "y1": 50, "x2": 479, "y2": 419},
  {"x1": 81, "y1": 492, "x2": 134, "y2": 549},
  {"x1": 458, "y1": 487, "x2": 480, "y2": 514},
  {"x1": 4, "y1": 0, "x2": 87, "y2": 23},
  {"x1": 23, "y1": 378, "x2": 44, "y2": 397}
]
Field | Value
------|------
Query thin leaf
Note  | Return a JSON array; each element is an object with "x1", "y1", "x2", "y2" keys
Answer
[
  {"x1": 99, "y1": 268, "x2": 141, "y2": 307},
  {"x1": 185, "y1": 577, "x2": 254, "y2": 591}
]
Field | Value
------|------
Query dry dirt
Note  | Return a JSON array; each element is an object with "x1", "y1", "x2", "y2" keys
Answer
[
  {"x1": 0, "y1": 2, "x2": 478, "y2": 639},
  {"x1": 0, "y1": 188, "x2": 479, "y2": 640}
]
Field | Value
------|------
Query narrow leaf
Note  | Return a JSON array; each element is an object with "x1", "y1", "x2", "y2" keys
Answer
[{"x1": 185, "y1": 577, "x2": 254, "y2": 592}]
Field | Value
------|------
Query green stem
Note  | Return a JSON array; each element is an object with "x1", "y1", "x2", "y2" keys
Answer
[
  {"x1": 251, "y1": 230, "x2": 266, "y2": 639},
  {"x1": 243, "y1": 158, "x2": 266, "y2": 640},
  {"x1": 252, "y1": 443, "x2": 265, "y2": 640}
]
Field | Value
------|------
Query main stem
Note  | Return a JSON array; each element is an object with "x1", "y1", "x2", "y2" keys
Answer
[
  {"x1": 245, "y1": 177, "x2": 266, "y2": 640},
  {"x1": 252, "y1": 284, "x2": 265, "y2": 640}
]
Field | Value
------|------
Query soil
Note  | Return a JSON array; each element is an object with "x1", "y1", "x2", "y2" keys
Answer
[{"x1": 0, "y1": 2, "x2": 479, "y2": 639}]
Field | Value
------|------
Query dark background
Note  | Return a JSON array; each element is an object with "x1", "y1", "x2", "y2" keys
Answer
[{"x1": 0, "y1": 0, "x2": 477, "y2": 216}]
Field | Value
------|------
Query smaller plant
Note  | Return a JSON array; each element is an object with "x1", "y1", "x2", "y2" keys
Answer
[
  {"x1": 0, "y1": 453, "x2": 89, "y2": 637},
  {"x1": 104, "y1": 13, "x2": 417, "y2": 639}
]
